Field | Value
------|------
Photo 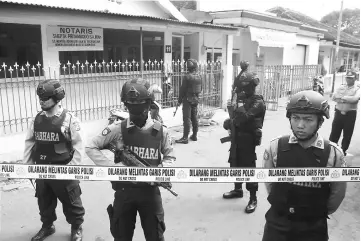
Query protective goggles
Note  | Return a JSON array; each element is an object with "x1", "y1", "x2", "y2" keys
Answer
[{"x1": 39, "y1": 96, "x2": 52, "y2": 101}]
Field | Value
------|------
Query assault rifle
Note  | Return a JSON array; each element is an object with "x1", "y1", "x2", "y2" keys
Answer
[
  {"x1": 220, "y1": 88, "x2": 237, "y2": 144},
  {"x1": 107, "y1": 143, "x2": 178, "y2": 197},
  {"x1": 220, "y1": 88, "x2": 238, "y2": 161}
]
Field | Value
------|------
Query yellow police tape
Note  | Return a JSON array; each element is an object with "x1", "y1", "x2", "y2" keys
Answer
[{"x1": 0, "y1": 164, "x2": 360, "y2": 183}]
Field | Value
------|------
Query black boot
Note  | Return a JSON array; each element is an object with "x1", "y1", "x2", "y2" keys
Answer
[
  {"x1": 71, "y1": 225, "x2": 83, "y2": 241},
  {"x1": 190, "y1": 133, "x2": 197, "y2": 141},
  {"x1": 175, "y1": 137, "x2": 188, "y2": 144},
  {"x1": 31, "y1": 224, "x2": 56, "y2": 241},
  {"x1": 223, "y1": 189, "x2": 243, "y2": 199},
  {"x1": 245, "y1": 196, "x2": 257, "y2": 213}
]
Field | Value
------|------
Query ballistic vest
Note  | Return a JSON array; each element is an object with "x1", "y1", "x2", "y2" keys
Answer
[
  {"x1": 267, "y1": 135, "x2": 331, "y2": 219},
  {"x1": 237, "y1": 95, "x2": 266, "y2": 132},
  {"x1": 233, "y1": 69, "x2": 248, "y2": 92},
  {"x1": 33, "y1": 109, "x2": 73, "y2": 164},
  {"x1": 186, "y1": 73, "x2": 202, "y2": 95},
  {"x1": 121, "y1": 119, "x2": 163, "y2": 167},
  {"x1": 111, "y1": 119, "x2": 163, "y2": 190}
]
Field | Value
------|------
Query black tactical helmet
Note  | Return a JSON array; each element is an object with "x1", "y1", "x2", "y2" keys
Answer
[
  {"x1": 36, "y1": 79, "x2": 65, "y2": 101},
  {"x1": 186, "y1": 59, "x2": 198, "y2": 72},
  {"x1": 286, "y1": 90, "x2": 330, "y2": 119},
  {"x1": 240, "y1": 60, "x2": 249, "y2": 70},
  {"x1": 345, "y1": 71, "x2": 357, "y2": 79},
  {"x1": 236, "y1": 72, "x2": 260, "y2": 88},
  {"x1": 121, "y1": 78, "x2": 154, "y2": 104}
]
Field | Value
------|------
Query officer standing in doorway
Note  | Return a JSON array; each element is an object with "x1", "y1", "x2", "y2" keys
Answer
[
  {"x1": 23, "y1": 79, "x2": 85, "y2": 241},
  {"x1": 222, "y1": 71, "x2": 266, "y2": 213},
  {"x1": 85, "y1": 78, "x2": 175, "y2": 241},
  {"x1": 329, "y1": 71, "x2": 360, "y2": 156},
  {"x1": 175, "y1": 59, "x2": 202, "y2": 144},
  {"x1": 262, "y1": 90, "x2": 347, "y2": 241}
]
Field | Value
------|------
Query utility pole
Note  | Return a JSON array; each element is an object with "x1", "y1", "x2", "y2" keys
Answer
[
  {"x1": 140, "y1": 27, "x2": 144, "y2": 78},
  {"x1": 330, "y1": 0, "x2": 344, "y2": 95}
]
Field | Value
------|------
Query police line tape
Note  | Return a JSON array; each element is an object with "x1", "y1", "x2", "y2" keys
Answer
[{"x1": 0, "y1": 164, "x2": 360, "y2": 183}]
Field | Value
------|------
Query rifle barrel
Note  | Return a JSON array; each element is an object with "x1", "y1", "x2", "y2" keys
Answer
[{"x1": 107, "y1": 145, "x2": 178, "y2": 197}]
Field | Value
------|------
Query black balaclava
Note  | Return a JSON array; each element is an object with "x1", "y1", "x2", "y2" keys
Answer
[
  {"x1": 40, "y1": 97, "x2": 58, "y2": 111},
  {"x1": 126, "y1": 102, "x2": 150, "y2": 127}
]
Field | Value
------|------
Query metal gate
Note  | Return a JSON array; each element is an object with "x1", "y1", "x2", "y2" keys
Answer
[
  {"x1": 0, "y1": 60, "x2": 223, "y2": 134},
  {"x1": 233, "y1": 65, "x2": 321, "y2": 110}
]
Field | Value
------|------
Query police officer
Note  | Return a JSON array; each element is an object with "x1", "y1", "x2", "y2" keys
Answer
[
  {"x1": 329, "y1": 71, "x2": 360, "y2": 156},
  {"x1": 149, "y1": 83, "x2": 164, "y2": 124},
  {"x1": 262, "y1": 90, "x2": 347, "y2": 241},
  {"x1": 23, "y1": 79, "x2": 85, "y2": 241},
  {"x1": 175, "y1": 59, "x2": 202, "y2": 144},
  {"x1": 232, "y1": 60, "x2": 250, "y2": 93},
  {"x1": 85, "y1": 78, "x2": 175, "y2": 241},
  {"x1": 222, "y1": 72, "x2": 266, "y2": 213}
]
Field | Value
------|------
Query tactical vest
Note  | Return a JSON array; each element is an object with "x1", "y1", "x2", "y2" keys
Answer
[
  {"x1": 267, "y1": 135, "x2": 331, "y2": 219},
  {"x1": 121, "y1": 120, "x2": 163, "y2": 166},
  {"x1": 233, "y1": 69, "x2": 247, "y2": 92},
  {"x1": 112, "y1": 119, "x2": 163, "y2": 190},
  {"x1": 32, "y1": 109, "x2": 73, "y2": 164},
  {"x1": 186, "y1": 73, "x2": 202, "y2": 95},
  {"x1": 237, "y1": 95, "x2": 266, "y2": 133}
]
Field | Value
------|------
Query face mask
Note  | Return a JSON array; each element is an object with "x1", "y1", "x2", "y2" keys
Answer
[
  {"x1": 39, "y1": 97, "x2": 57, "y2": 111},
  {"x1": 126, "y1": 103, "x2": 150, "y2": 127}
]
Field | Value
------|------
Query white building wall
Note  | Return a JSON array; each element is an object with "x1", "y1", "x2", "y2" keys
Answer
[
  {"x1": 184, "y1": 32, "x2": 207, "y2": 63},
  {"x1": 283, "y1": 35, "x2": 320, "y2": 65},
  {"x1": 204, "y1": 32, "x2": 223, "y2": 49},
  {"x1": 0, "y1": 5, "x2": 173, "y2": 77},
  {"x1": 238, "y1": 30, "x2": 258, "y2": 66},
  {"x1": 261, "y1": 47, "x2": 283, "y2": 65}
]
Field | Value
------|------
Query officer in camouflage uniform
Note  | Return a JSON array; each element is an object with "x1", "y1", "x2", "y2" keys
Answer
[
  {"x1": 232, "y1": 60, "x2": 249, "y2": 92},
  {"x1": 23, "y1": 79, "x2": 85, "y2": 241},
  {"x1": 223, "y1": 71, "x2": 266, "y2": 214},
  {"x1": 175, "y1": 59, "x2": 202, "y2": 144},
  {"x1": 85, "y1": 78, "x2": 176, "y2": 241},
  {"x1": 262, "y1": 90, "x2": 347, "y2": 241}
]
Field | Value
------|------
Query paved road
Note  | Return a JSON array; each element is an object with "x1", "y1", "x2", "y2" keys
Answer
[{"x1": 0, "y1": 105, "x2": 359, "y2": 241}]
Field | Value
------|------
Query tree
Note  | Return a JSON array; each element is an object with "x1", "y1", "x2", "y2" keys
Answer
[
  {"x1": 321, "y1": 8, "x2": 360, "y2": 37},
  {"x1": 170, "y1": 1, "x2": 197, "y2": 11}
]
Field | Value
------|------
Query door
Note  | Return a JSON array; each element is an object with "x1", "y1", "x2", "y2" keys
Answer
[{"x1": 172, "y1": 35, "x2": 184, "y2": 63}]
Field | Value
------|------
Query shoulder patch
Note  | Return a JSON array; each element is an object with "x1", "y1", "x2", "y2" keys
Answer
[
  {"x1": 102, "y1": 127, "x2": 111, "y2": 136},
  {"x1": 263, "y1": 149, "x2": 270, "y2": 160},
  {"x1": 153, "y1": 121, "x2": 162, "y2": 131}
]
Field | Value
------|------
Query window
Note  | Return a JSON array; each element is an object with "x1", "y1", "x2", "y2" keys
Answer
[
  {"x1": 0, "y1": 23, "x2": 43, "y2": 78},
  {"x1": 58, "y1": 29, "x2": 164, "y2": 74}
]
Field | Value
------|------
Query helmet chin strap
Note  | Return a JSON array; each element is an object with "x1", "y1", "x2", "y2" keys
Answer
[
  {"x1": 41, "y1": 99, "x2": 58, "y2": 112},
  {"x1": 289, "y1": 120, "x2": 321, "y2": 142},
  {"x1": 291, "y1": 128, "x2": 318, "y2": 142}
]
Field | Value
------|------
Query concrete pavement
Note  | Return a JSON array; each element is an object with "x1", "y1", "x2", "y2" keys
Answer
[{"x1": 0, "y1": 95, "x2": 359, "y2": 241}]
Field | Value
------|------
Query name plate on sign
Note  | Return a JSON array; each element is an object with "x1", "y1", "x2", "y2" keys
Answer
[{"x1": 47, "y1": 25, "x2": 104, "y2": 51}]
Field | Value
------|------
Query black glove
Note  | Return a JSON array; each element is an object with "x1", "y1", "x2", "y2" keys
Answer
[
  {"x1": 161, "y1": 182, "x2": 172, "y2": 189},
  {"x1": 223, "y1": 118, "x2": 232, "y2": 130}
]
